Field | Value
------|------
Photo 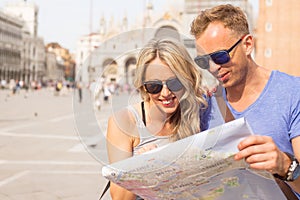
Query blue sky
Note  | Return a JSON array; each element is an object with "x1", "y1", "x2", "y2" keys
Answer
[{"x1": 0, "y1": 0, "x2": 258, "y2": 53}]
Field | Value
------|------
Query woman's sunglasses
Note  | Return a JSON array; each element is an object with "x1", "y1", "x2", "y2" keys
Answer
[
  {"x1": 143, "y1": 78, "x2": 183, "y2": 94},
  {"x1": 194, "y1": 36, "x2": 244, "y2": 69}
]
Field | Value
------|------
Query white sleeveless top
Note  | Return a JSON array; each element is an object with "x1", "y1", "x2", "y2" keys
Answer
[{"x1": 127, "y1": 105, "x2": 172, "y2": 156}]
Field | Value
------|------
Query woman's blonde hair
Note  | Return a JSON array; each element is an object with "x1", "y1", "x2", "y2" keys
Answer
[{"x1": 134, "y1": 38, "x2": 207, "y2": 141}]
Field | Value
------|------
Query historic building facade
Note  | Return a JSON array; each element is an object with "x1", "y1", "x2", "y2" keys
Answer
[
  {"x1": 76, "y1": 0, "x2": 255, "y2": 86},
  {"x1": 255, "y1": 0, "x2": 300, "y2": 76},
  {"x1": 0, "y1": 10, "x2": 23, "y2": 83},
  {"x1": 46, "y1": 42, "x2": 75, "y2": 82},
  {"x1": 1, "y1": 1, "x2": 46, "y2": 84}
]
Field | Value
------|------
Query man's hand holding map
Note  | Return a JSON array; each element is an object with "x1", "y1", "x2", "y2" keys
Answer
[{"x1": 102, "y1": 118, "x2": 287, "y2": 199}]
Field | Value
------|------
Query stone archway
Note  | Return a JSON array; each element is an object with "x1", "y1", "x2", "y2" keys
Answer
[
  {"x1": 124, "y1": 57, "x2": 136, "y2": 84},
  {"x1": 102, "y1": 58, "x2": 118, "y2": 82},
  {"x1": 154, "y1": 26, "x2": 180, "y2": 41}
]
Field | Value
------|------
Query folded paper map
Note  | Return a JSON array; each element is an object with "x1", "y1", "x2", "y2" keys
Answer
[{"x1": 102, "y1": 118, "x2": 286, "y2": 199}]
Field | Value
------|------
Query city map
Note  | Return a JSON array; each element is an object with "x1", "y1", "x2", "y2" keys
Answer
[{"x1": 102, "y1": 118, "x2": 287, "y2": 199}]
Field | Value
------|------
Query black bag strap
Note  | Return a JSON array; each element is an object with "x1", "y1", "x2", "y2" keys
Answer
[
  {"x1": 99, "y1": 181, "x2": 110, "y2": 200},
  {"x1": 141, "y1": 101, "x2": 146, "y2": 125}
]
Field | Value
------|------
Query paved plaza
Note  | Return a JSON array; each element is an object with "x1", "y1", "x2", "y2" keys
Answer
[{"x1": 0, "y1": 87, "x2": 133, "y2": 200}]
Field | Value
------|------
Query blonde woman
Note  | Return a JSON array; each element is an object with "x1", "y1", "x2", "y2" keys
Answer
[{"x1": 106, "y1": 38, "x2": 208, "y2": 200}]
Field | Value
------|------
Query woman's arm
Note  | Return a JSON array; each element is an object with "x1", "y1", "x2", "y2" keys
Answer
[{"x1": 106, "y1": 111, "x2": 138, "y2": 200}]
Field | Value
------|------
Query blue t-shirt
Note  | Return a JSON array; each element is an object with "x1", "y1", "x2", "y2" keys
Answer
[
  {"x1": 199, "y1": 95, "x2": 224, "y2": 131},
  {"x1": 224, "y1": 70, "x2": 300, "y2": 198},
  {"x1": 225, "y1": 70, "x2": 300, "y2": 154}
]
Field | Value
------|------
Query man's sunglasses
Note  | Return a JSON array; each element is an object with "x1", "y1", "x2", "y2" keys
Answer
[
  {"x1": 194, "y1": 36, "x2": 245, "y2": 69},
  {"x1": 143, "y1": 78, "x2": 183, "y2": 94}
]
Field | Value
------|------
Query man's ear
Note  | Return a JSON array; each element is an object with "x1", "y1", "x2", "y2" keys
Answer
[{"x1": 243, "y1": 34, "x2": 254, "y2": 56}]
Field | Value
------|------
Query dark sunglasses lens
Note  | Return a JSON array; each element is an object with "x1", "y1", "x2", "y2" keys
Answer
[
  {"x1": 144, "y1": 82, "x2": 162, "y2": 94},
  {"x1": 210, "y1": 51, "x2": 230, "y2": 65},
  {"x1": 167, "y1": 78, "x2": 183, "y2": 92},
  {"x1": 194, "y1": 56, "x2": 210, "y2": 69}
]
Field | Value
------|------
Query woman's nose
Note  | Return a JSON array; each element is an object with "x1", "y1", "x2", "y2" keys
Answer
[{"x1": 160, "y1": 84, "x2": 171, "y2": 96}]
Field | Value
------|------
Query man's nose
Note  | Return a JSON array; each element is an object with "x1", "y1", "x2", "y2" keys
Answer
[{"x1": 208, "y1": 60, "x2": 220, "y2": 74}]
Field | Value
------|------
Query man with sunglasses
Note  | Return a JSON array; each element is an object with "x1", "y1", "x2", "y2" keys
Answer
[{"x1": 190, "y1": 4, "x2": 300, "y2": 199}]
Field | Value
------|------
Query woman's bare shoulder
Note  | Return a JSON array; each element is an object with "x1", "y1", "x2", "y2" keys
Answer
[{"x1": 107, "y1": 103, "x2": 141, "y2": 137}]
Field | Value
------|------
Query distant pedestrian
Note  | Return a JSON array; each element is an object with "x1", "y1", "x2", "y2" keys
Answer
[
  {"x1": 9, "y1": 79, "x2": 16, "y2": 95},
  {"x1": 103, "y1": 85, "x2": 111, "y2": 103},
  {"x1": 94, "y1": 83, "x2": 103, "y2": 111},
  {"x1": 1, "y1": 79, "x2": 7, "y2": 89},
  {"x1": 77, "y1": 82, "x2": 83, "y2": 103},
  {"x1": 54, "y1": 81, "x2": 63, "y2": 96}
]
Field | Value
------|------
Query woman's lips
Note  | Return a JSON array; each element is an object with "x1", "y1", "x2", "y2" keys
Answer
[{"x1": 160, "y1": 97, "x2": 175, "y2": 107}]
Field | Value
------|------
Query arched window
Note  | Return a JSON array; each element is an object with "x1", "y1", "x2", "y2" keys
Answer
[{"x1": 154, "y1": 26, "x2": 180, "y2": 41}]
